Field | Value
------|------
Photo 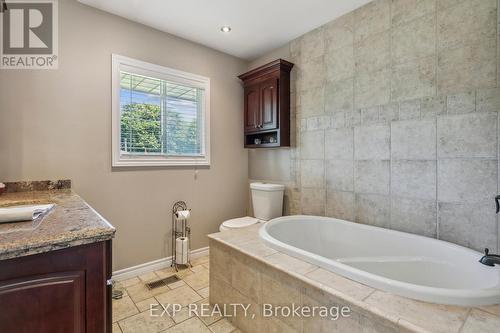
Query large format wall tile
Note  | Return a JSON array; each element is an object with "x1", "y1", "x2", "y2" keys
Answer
[
  {"x1": 355, "y1": 193, "x2": 391, "y2": 228},
  {"x1": 324, "y1": 13, "x2": 354, "y2": 49},
  {"x1": 391, "y1": 160, "x2": 437, "y2": 200},
  {"x1": 355, "y1": 160, "x2": 390, "y2": 195},
  {"x1": 301, "y1": 130, "x2": 325, "y2": 160},
  {"x1": 300, "y1": 57, "x2": 326, "y2": 90},
  {"x1": 325, "y1": 44, "x2": 354, "y2": 82},
  {"x1": 325, "y1": 128, "x2": 353, "y2": 160},
  {"x1": 437, "y1": 113, "x2": 498, "y2": 158},
  {"x1": 301, "y1": 88, "x2": 324, "y2": 117},
  {"x1": 438, "y1": 202, "x2": 498, "y2": 252},
  {"x1": 354, "y1": 67, "x2": 391, "y2": 108},
  {"x1": 437, "y1": 0, "x2": 497, "y2": 52},
  {"x1": 324, "y1": 78, "x2": 354, "y2": 113},
  {"x1": 326, "y1": 190, "x2": 355, "y2": 220},
  {"x1": 391, "y1": 0, "x2": 436, "y2": 27},
  {"x1": 301, "y1": 188, "x2": 326, "y2": 215},
  {"x1": 326, "y1": 159, "x2": 354, "y2": 191},
  {"x1": 354, "y1": 0, "x2": 391, "y2": 43},
  {"x1": 260, "y1": 0, "x2": 500, "y2": 253},
  {"x1": 446, "y1": 91, "x2": 476, "y2": 114},
  {"x1": 391, "y1": 13, "x2": 436, "y2": 64},
  {"x1": 301, "y1": 160, "x2": 325, "y2": 188},
  {"x1": 391, "y1": 197, "x2": 437, "y2": 237},
  {"x1": 300, "y1": 28, "x2": 325, "y2": 63},
  {"x1": 437, "y1": 37, "x2": 497, "y2": 94},
  {"x1": 391, "y1": 120, "x2": 436, "y2": 160},
  {"x1": 391, "y1": 55, "x2": 436, "y2": 101},
  {"x1": 355, "y1": 30, "x2": 390, "y2": 74},
  {"x1": 477, "y1": 88, "x2": 500, "y2": 112},
  {"x1": 437, "y1": 159, "x2": 497, "y2": 203},
  {"x1": 354, "y1": 125, "x2": 390, "y2": 160}
]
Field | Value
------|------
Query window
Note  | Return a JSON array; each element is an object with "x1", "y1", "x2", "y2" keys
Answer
[{"x1": 112, "y1": 54, "x2": 210, "y2": 167}]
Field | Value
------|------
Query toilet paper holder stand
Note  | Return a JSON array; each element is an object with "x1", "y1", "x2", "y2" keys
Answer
[{"x1": 171, "y1": 201, "x2": 192, "y2": 271}]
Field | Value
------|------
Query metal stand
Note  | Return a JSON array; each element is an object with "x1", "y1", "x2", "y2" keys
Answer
[{"x1": 171, "y1": 201, "x2": 192, "y2": 271}]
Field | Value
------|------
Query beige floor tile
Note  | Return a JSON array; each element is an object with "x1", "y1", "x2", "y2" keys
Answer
[
  {"x1": 156, "y1": 286, "x2": 203, "y2": 307},
  {"x1": 113, "y1": 296, "x2": 139, "y2": 323},
  {"x1": 126, "y1": 281, "x2": 171, "y2": 303},
  {"x1": 191, "y1": 255, "x2": 210, "y2": 266},
  {"x1": 138, "y1": 271, "x2": 159, "y2": 282},
  {"x1": 112, "y1": 322, "x2": 122, "y2": 333},
  {"x1": 171, "y1": 306, "x2": 196, "y2": 324},
  {"x1": 119, "y1": 277, "x2": 141, "y2": 288},
  {"x1": 191, "y1": 265, "x2": 208, "y2": 273},
  {"x1": 175, "y1": 267, "x2": 194, "y2": 278},
  {"x1": 208, "y1": 318, "x2": 236, "y2": 333},
  {"x1": 479, "y1": 303, "x2": 500, "y2": 317},
  {"x1": 194, "y1": 299, "x2": 222, "y2": 326},
  {"x1": 168, "y1": 280, "x2": 187, "y2": 289},
  {"x1": 203, "y1": 263, "x2": 210, "y2": 269},
  {"x1": 163, "y1": 317, "x2": 211, "y2": 333},
  {"x1": 135, "y1": 297, "x2": 159, "y2": 312},
  {"x1": 197, "y1": 286, "x2": 209, "y2": 298},
  {"x1": 118, "y1": 310, "x2": 175, "y2": 333},
  {"x1": 461, "y1": 309, "x2": 500, "y2": 333},
  {"x1": 155, "y1": 267, "x2": 177, "y2": 279},
  {"x1": 183, "y1": 270, "x2": 210, "y2": 291}
]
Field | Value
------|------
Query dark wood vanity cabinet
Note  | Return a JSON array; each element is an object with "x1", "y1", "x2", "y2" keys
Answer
[
  {"x1": 0, "y1": 241, "x2": 112, "y2": 333},
  {"x1": 239, "y1": 59, "x2": 294, "y2": 148}
]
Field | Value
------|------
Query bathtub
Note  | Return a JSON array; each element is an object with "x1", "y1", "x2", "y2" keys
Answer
[{"x1": 259, "y1": 215, "x2": 500, "y2": 306}]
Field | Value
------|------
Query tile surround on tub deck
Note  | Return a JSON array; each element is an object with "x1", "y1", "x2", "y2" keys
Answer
[{"x1": 208, "y1": 224, "x2": 500, "y2": 333}]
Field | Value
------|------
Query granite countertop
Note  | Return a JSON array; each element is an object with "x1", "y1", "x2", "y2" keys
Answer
[{"x1": 0, "y1": 184, "x2": 115, "y2": 260}]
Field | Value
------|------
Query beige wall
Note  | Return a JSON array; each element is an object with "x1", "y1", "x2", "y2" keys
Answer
[
  {"x1": 0, "y1": 0, "x2": 249, "y2": 270},
  {"x1": 248, "y1": 0, "x2": 500, "y2": 252}
]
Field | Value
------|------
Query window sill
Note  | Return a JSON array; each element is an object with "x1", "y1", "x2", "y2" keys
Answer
[{"x1": 112, "y1": 156, "x2": 210, "y2": 167}]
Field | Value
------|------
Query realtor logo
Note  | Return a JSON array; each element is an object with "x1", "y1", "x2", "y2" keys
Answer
[{"x1": 1, "y1": 0, "x2": 58, "y2": 69}]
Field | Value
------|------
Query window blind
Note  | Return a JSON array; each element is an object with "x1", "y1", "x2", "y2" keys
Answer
[{"x1": 119, "y1": 71, "x2": 203, "y2": 156}]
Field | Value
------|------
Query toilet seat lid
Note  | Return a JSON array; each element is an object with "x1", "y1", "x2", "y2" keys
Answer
[{"x1": 222, "y1": 216, "x2": 259, "y2": 228}]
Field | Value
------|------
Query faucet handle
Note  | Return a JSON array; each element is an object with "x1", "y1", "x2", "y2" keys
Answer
[{"x1": 485, "y1": 248, "x2": 490, "y2": 256}]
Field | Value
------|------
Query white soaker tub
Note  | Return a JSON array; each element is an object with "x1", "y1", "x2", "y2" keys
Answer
[{"x1": 259, "y1": 215, "x2": 500, "y2": 306}]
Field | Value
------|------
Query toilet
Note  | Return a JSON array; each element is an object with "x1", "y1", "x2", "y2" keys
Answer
[{"x1": 219, "y1": 182, "x2": 285, "y2": 231}]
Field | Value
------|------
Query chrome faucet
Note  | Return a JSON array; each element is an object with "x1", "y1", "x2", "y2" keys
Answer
[{"x1": 479, "y1": 248, "x2": 500, "y2": 267}]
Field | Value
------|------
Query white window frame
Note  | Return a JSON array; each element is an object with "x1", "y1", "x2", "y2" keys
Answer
[{"x1": 111, "y1": 54, "x2": 211, "y2": 167}]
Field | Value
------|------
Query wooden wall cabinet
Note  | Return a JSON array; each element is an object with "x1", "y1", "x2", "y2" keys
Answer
[
  {"x1": 238, "y1": 59, "x2": 294, "y2": 148},
  {"x1": 0, "y1": 241, "x2": 112, "y2": 333}
]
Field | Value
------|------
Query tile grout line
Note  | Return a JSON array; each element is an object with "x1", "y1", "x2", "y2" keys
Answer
[
  {"x1": 435, "y1": 0, "x2": 440, "y2": 240},
  {"x1": 457, "y1": 308, "x2": 473, "y2": 333},
  {"x1": 389, "y1": 0, "x2": 393, "y2": 230},
  {"x1": 352, "y1": 15, "x2": 356, "y2": 221},
  {"x1": 497, "y1": 0, "x2": 500, "y2": 254}
]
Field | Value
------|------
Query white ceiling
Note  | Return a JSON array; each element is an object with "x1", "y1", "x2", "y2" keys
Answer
[{"x1": 77, "y1": 0, "x2": 372, "y2": 60}]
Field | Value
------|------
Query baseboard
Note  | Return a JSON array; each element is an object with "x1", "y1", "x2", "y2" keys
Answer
[{"x1": 112, "y1": 246, "x2": 209, "y2": 281}]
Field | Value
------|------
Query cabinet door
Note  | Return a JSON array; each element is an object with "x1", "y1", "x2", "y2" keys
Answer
[
  {"x1": 244, "y1": 85, "x2": 260, "y2": 132},
  {"x1": 260, "y1": 78, "x2": 278, "y2": 130},
  {"x1": 0, "y1": 271, "x2": 85, "y2": 333}
]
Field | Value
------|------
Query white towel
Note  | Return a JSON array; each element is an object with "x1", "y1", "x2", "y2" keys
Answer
[{"x1": 0, "y1": 204, "x2": 55, "y2": 223}]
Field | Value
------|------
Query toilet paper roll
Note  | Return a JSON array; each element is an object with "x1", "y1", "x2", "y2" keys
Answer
[
  {"x1": 176, "y1": 237, "x2": 189, "y2": 265},
  {"x1": 175, "y1": 210, "x2": 190, "y2": 220}
]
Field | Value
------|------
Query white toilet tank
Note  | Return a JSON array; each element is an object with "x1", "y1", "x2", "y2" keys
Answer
[{"x1": 251, "y1": 182, "x2": 285, "y2": 221}]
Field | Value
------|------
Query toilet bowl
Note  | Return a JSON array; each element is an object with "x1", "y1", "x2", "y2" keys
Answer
[{"x1": 219, "y1": 182, "x2": 285, "y2": 232}]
